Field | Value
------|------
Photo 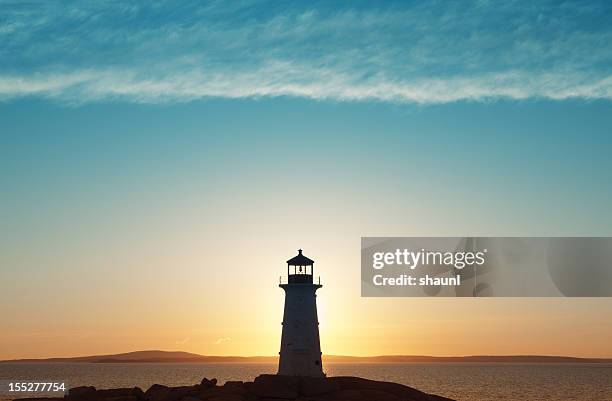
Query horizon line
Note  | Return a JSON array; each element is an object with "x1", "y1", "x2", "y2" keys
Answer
[{"x1": 3, "y1": 350, "x2": 612, "y2": 363}]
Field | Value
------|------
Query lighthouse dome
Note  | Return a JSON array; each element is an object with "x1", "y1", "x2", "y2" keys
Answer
[{"x1": 287, "y1": 249, "x2": 314, "y2": 266}]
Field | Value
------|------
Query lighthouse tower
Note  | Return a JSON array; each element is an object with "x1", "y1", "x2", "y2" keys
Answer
[{"x1": 278, "y1": 249, "x2": 324, "y2": 377}]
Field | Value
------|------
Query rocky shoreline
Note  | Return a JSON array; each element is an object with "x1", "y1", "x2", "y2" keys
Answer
[{"x1": 16, "y1": 374, "x2": 454, "y2": 401}]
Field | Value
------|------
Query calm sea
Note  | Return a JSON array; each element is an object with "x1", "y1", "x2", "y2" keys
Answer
[{"x1": 1, "y1": 362, "x2": 611, "y2": 401}]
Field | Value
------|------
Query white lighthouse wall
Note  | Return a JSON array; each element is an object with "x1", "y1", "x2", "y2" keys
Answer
[{"x1": 278, "y1": 284, "x2": 324, "y2": 377}]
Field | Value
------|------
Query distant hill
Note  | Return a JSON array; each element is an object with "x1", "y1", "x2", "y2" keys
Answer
[
  {"x1": 323, "y1": 355, "x2": 612, "y2": 363},
  {"x1": 0, "y1": 350, "x2": 275, "y2": 363},
  {"x1": 2, "y1": 350, "x2": 611, "y2": 363}
]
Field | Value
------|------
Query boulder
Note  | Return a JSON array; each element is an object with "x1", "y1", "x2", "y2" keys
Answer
[
  {"x1": 13, "y1": 374, "x2": 454, "y2": 401},
  {"x1": 218, "y1": 381, "x2": 248, "y2": 397},
  {"x1": 145, "y1": 385, "x2": 197, "y2": 401},
  {"x1": 328, "y1": 376, "x2": 432, "y2": 401},
  {"x1": 201, "y1": 378, "x2": 218, "y2": 388},
  {"x1": 249, "y1": 375, "x2": 298, "y2": 399},
  {"x1": 145, "y1": 384, "x2": 171, "y2": 401},
  {"x1": 222, "y1": 381, "x2": 243, "y2": 390},
  {"x1": 319, "y1": 389, "x2": 362, "y2": 401},
  {"x1": 10, "y1": 399, "x2": 61, "y2": 401},
  {"x1": 164, "y1": 386, "x2": 199, "y2": 401},
  {"x1": 298, "y1": 376, "x2": 339, "y2": 396},
  {"x1": 103, "y1": 397, "x2": 140, "y2": 401},
  {"x1": 206, "y1": 396, "x2": 245, "y2": 401},
  {"x1": 97, "y1": 387, "x2": 145, "y2": 400},
  {"x1": 197, "y1": 384, "x2": 249, "y2": 400},
  {"x1": 67, "y1": 386, "x2": 97, "y2": 399}
]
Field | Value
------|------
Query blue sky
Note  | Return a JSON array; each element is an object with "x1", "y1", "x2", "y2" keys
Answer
[
  {"x1": 1, "y1": 0, "x2": 612, "y2": 103},
  {"x1": 1, "y1": 1, "x2": 612, "y2": 358}
]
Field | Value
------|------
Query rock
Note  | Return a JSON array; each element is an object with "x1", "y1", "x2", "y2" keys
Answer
[
  {"x1": 103, "y1": 397, "x2": 140, "y2": 401},
  {"x1": 219, "y1": 381, "x2": 248, "y2": 397},
  {"x1": 222, "y1": 381, "x2": 243, "y2": 390},
  {"x1": 97, "y1": 387, "x2": 145, "y2": 400},
  {"x1": 145, "y1": 384, "x2": 171, "y2": 401},
  {"x1": 298, "y1": 376, "x2": 340, "y2": 396},
  {"x1": 206, "y1": 396, "x2": 245, "y2": 401},
  {"x1": 165, "y1": 386, "x2": 199, "y2": 401},
  {"x1": 201, "y1": 378, "x2": 218, "y2": 388},
  {"x1": 144, "y1": 385, "x2": 197, "y2": 401},
  {"x1": 328, "y1": 376, "x2": 433, "y2": 401},
  {"x1": 67, "y1": 386, "x2": 97, "y2": 399},
  {"x1": 319, "y1": 389, "x2": 363, "y2": 400},
  {"x1": 13, "y1": 374, "x2": 454, "y2": 401},
  {"x1": 10, "y1": 398, "x2": 61, "y2": 401},
  {"x1": 249, "y1": 374, "x2": 298, "y2": 399},
  {"x1": 197, "y1": 385, "x2": 248, "y2": 400}
]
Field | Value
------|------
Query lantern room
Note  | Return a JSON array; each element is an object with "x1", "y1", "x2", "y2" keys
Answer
[{"x1": 286, "y1": 249, "x2": 315, "y2": 284}]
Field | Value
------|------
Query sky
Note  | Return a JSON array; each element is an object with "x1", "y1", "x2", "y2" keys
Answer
[{"x1": 1, "y1": 0, "x2": 612, "y2": 360}]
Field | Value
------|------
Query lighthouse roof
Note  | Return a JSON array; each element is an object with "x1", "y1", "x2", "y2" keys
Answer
[{"x1": 287, "y1": 249, "x2": 314, "y2": 266}]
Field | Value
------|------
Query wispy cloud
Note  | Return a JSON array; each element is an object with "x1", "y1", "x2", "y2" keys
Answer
[
  {"x1": 174, "y1": 337, "x2": 190, "y2": 345},
  {"x1": 1, "y1": 1, "x2": 611, "y2": 104},
  {"x1": 214, "y1": 337, "x2": 231, "y2": 345}
]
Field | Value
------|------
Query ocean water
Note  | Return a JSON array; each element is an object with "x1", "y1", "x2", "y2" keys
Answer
[{"x1": 1, "y1": 362, "x2": 611, "y2": 401}]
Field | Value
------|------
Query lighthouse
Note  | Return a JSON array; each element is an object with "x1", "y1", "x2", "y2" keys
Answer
[{"x1": 278, "y1": 249, "x2": 324, "y2": 377}]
